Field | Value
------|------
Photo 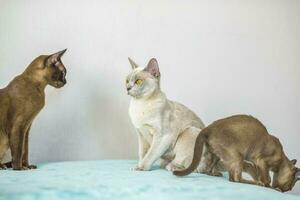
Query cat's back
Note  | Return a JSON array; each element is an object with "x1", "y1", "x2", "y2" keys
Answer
[
  {"x1": 204, "y1": 115, "x2": 269, "y2": 146},
  {"x1": 169, "y1": 100, "x2": 205, "y2": 129},
  {"x1": 207, "y1": 114, "x2": 263, "y2": 127}
]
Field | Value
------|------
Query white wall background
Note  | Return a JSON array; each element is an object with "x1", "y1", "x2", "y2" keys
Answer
[{"x1": 0, "y1": 0, "x2": 299, "y2": 195}]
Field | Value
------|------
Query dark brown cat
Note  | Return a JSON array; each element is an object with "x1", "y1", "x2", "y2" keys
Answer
[
  {"x1": 173, "y1": 115, "x2": 300, "y2": 192},
  {"x1": 0, "y1": 49, "x2": 67, "y2": 170}
]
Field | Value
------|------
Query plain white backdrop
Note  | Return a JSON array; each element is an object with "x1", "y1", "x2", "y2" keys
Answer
[{"x1": 0, "y1": 0, "x2": 299, "y2": 194}]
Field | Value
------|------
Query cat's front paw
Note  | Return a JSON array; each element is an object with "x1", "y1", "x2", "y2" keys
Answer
[
  {"x1": 22, "y1": 162, "x2": 37, "y2": 170},
  {"x1": 22, "y1": 160, "x2": 37, "y2": 169},
  {"x1": 0, "y1": 164, "x2": 7, "y2": 170},
  {"x1": 130, "y1": 166, "x2": 140, "y2": 171},
  {"x1": 12, "y1": 163, "x2": 34, "y2": 171},
  {"x1": 131, "y1": 164, "x2": 151, "y2": 171},
  {"x1": 256, "y1": 181, "x2": 270, "y2": 187},
  {"x1": 13, "y1": 166, "x2": 30, "y2": 171},
  {"x1": 25, "y1": 164, "x2": 37, "y2": 169},
  {"x1": 207, "y1": 171, "x2": 223, "y2": 177}
]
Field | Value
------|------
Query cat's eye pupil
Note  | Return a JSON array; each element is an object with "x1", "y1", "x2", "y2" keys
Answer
[{"x1": 135, "y1": 79, "x2": 142, "y2": 85}]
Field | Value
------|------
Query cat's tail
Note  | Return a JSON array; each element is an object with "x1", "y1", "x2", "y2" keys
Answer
[{"x1": 173, "y1": 130, "x2": 206, "y2": 176}]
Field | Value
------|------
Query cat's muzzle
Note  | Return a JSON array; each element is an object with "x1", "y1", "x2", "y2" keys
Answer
[
  {"x1": 54, "y1": 80, "x2": 66, "y2": 88},
  {"x1": 127, "y1": 86, "x2": 132, "y2": 95}
]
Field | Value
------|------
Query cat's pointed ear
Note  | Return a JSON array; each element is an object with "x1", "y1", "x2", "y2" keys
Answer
[
  {"x1": 45, "y1": 49, "x2": 67, "y2": 66},
  {"x1": 295, "y1": 168, "x2": 300, "y2": 182},
  {"x1": 128, "y1": 57, "x2": 139, "y2": 69},
  {"x1": 144, "y1": 58, "x2": 160, "y2": 78}
]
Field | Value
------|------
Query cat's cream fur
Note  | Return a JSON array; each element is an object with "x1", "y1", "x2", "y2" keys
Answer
[{"x1": 126, "y1": 58, "x2": 205, "y2": 171}]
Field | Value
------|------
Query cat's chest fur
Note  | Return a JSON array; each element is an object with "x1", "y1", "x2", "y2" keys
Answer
[
  {"x1": 5, "y1": 80, "x2": 46, "y2": 124},
  {"x1": 129, "y1": 96, "x2": 166, "y2": 129}
]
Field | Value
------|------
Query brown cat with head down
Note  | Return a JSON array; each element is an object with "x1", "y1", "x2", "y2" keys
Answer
[
  {"x1": 0, "y1": 49, "x2": 67, "y2": 170},
  {"x1": 174, "y1": 115, "x2": 300, "y2": 192}
]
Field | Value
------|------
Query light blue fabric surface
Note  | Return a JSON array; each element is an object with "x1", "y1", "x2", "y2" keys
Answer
[{"x1": 0, "y1": 160, "x2": 299, "y2": 200}]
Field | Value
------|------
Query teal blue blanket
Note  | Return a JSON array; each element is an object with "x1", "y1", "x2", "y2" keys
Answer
[{"x1": 0, "y1": 160, "x2": 299, "y2": 200}]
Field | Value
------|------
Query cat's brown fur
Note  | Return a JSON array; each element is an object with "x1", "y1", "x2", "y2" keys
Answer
[
  {"x1": 199, "y1": 149, "x2": 258, "y2": 180},
  {"x1": 174, "y1": 115, "x2": 300, "y2": 192},
  {"x1": 0, "y1": 49, "x2": 67, "y2": 170}
]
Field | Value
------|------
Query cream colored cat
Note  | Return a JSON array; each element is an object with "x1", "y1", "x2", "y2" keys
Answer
[{"x1": 126, "y1": 57, "x2": 205, "y2": 171}]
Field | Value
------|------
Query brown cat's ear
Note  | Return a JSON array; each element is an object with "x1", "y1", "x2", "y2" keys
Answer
[
  {"x1": 291, "y1": 159, "x2": 297, "y2": 165},
  {"x1": 295, "y1": 168, "x2": 300, "y2": 181},
  {"x1": 144, "y1": 58, "x2": 160, "y2": 78},
  {"x1": 128, "y1": 57, "x2": 139, "y2": 69},
  {"x1": 45, "y1": 49, "x2": 67, "y2": 66}
]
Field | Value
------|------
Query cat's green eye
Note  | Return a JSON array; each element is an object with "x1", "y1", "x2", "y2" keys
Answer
[{"x1": 135, "y1": 79, "x2": 143, "y2": 85}]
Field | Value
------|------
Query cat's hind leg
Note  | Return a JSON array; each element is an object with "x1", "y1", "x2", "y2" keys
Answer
[
  {"x1": 210, "y1": 164, "x2": 223, "y2": 177},
  {"x1": 202, "y1": 156, "x2": 223, "y2": 177},
  {"x1": 224, "y1": 157, "x2": 259, "y2": 186},
  {"x1": 0, "y1": 134, "x2": 9, "y2": 170},
  {"x1": 168, "y1": 127, "x2": 200, "y2": 172},
  {"x1": 196, "y1": 150, "x2": 222, "y2": 176}
]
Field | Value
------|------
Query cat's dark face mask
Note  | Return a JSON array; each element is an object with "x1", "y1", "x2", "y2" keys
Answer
[{"x1": 44, "y1": 49, "x2": 67, "y2": 88}]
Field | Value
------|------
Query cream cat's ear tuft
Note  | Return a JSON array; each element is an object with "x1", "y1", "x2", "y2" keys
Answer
[
  {"x1": 144, "y1": 58, "x2": 160, "y2": 78},
  {"x1": 128, "y1": 57, "x2": 139, "y2": 69},
  {"x1": 45, "y1": 49, "x2": 67, "y2": 66}
]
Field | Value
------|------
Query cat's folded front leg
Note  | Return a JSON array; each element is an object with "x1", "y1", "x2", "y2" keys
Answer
[{"x1": 137, "y1": 133, "x2": 175, "y2": 171}]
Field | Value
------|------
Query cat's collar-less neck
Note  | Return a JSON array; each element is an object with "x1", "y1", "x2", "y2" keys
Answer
[
  {"x1": 275, "y1": 156, "x2": 291, "y2": 173},
  {"x1": 21, "y1": 72, "x2": 47, "y2": 94},
  {"x1": 132, "y1": 88, "x2": 164, "y2": 101}
]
